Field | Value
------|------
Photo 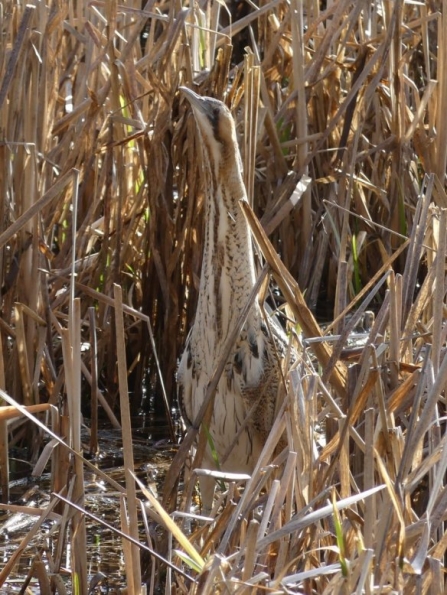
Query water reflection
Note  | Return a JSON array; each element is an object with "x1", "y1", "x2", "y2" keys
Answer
[{"x1": 0, "y1": 423, "x2": 175, "y2": 593}]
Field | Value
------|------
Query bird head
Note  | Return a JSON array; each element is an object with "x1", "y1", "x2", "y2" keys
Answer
[{"x1": 180, "y1": 86, "x2": 242, "y2": 171}]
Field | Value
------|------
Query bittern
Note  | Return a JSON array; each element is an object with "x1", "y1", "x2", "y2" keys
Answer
[{"x1": 177, "y1": 87, "x2": 292, "y2": 511}]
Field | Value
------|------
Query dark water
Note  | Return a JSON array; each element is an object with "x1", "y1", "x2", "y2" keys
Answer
[{"x1": 0, "y1": 420, "x2": 175, "y2": 593}]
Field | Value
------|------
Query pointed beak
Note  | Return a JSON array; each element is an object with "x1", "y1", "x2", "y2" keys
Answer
[{"x1": 179, "y1": 86, "x2": 212, "y2": 119}]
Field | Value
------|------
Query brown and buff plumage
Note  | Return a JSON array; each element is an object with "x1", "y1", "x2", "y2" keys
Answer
[{"x1": 177, "y1": 87, "x2": 294, "y2": 511}]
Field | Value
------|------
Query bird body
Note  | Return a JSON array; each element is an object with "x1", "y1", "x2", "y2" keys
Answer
[{"x1": 177, "y1": 88, "x2": 289, "y2": 509}]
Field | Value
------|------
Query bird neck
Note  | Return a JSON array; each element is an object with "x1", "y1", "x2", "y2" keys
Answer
[{"x1": 195, "y1": 157, "x2": 260, "y2": 351}]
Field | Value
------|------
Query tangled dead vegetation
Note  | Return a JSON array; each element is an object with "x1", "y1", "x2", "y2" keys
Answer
[{"x1": 1, "y1": 1, "x2": 447, "y2": 593}]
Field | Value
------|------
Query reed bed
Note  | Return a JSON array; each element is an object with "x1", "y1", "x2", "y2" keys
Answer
[{"x1": 0, "y1": 0, "x2": 446, "y2": 593}]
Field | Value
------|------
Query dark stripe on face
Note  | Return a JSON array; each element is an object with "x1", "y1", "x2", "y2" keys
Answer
[
  {"x1": 209, "y1": 107, "x2": 220, "y2": 141},
  {"x1": 201, "y1": 100, "x2": 222, "y2": 143}
]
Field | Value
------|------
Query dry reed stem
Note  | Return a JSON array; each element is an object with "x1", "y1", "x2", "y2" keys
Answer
[{"x1": 115, "y1": 283, "x2": 142, "y2": 592}]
